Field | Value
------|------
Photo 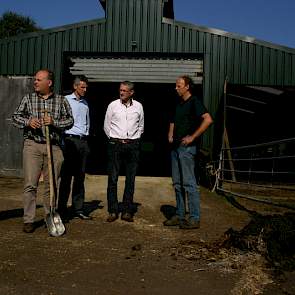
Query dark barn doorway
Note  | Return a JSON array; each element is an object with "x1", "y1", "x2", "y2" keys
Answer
[
  {"x1": 85, "y1": 82, "x2": 178, "y2": 176},
  {"x1": 63, "y1": 53, "x2": 204, "y2": 176}
]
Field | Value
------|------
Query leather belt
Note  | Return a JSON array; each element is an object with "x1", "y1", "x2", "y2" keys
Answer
[
  {"x1": 65, "y1": 134, "x2": 88, "y2": 140},
  {"x1": 110, "y1": 138, "x2": 138, "y2": 144}
]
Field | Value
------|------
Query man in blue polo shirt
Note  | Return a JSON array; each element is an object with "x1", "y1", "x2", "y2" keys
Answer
[
  {"x1": 164, "y1": 75, "x2": 213, "y2": 229},
  {"x1": 58, "y1": 75, "x2": 91, "y2": 221}
]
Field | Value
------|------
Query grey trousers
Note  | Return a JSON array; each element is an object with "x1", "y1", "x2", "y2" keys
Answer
[{"x1": 23, "y1": 139, "x2": 63, "y2": 223}]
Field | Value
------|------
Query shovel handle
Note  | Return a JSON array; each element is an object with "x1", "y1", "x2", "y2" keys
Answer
[{"x1": 44, "y1": 110, "x2": 55, "y2": 209}]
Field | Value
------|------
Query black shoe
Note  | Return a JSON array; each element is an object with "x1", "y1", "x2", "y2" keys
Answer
[
  {"x1": 23, "y1": 223, "x2": 35, "y2": 233},
  {"x1": 60, "y1": 214, "x2": 70, "y2": 223},
  {"x1": 121, "y1": 213, "x2": 134, "y2": 222},
  {"x1": 57, "y1": 209, "x2": 70, "y2": 223},
  {"x1": 106, "y1": 213, "x2": 118, "y2": 222},
  {"x1": 74, "y1": 212, "x2": 93, "y2": 220}
]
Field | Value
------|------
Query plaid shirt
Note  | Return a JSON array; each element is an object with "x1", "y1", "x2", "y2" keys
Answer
[{"x1": 12, "y1": 92, "x2": 74, "y2": 145}]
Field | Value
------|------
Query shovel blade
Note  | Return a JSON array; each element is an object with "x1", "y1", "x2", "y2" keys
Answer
[{"x1": 45, "y1": 212, "x2": 66, "y2": 237}]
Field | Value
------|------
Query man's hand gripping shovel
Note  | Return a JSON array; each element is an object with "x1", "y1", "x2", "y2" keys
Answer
[{"x1": 43, "y1": 110, "x2": 66, "y2": 237}]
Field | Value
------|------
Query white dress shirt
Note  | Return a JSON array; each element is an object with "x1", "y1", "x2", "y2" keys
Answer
[
  {"x1": 65, "y1": 93, "x2": 90, "y2": 136},
  {"x1": 104, "y1": 99, "x2": 144, "y2": 139}
]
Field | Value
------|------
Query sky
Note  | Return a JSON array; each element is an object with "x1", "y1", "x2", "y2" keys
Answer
[{"x1": 0, "y1": 0, "x2": 294, "y2": 48}]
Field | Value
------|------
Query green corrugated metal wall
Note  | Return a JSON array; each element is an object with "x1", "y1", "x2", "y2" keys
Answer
[
  {"x1": 1, "y1": 0, "x2": 295, "y2": 150},
  {"x1": 0, "y1": 18, "x2": 107, "y2": 87}
]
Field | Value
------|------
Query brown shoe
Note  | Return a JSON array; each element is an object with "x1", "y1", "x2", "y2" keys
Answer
[
  {"x1": 163, "y1": 215, "x2": 180, "y2": 226},
  {"x1": 179, "y1": 219, "x2": 200, "y2": 229},
  {"x1": 23, "y1": 223, "x2": 35, "y2": 233},
  {"x1": 106, "y1": 213, "x2": 118, "y2": 222},
  {"x1": 121, "y1": 213, "x2": 134, "y2": 222}
]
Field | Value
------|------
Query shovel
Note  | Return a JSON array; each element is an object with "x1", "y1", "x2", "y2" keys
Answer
[{"x1": 44, "y1": 111, "x2": 65, "y2": 237}]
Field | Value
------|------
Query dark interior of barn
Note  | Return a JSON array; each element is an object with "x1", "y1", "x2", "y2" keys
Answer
[
  {"x1": 64, "y1": 82, "x2": 178, "y2": 176},
  {"x1": 221, "y1": 85, "x2": 295, "y2": 184},
  {"x1": 225, "y1": 84, "x2": 295, "y2": 147},
  {"x1": 61, "y1": 80, "x2": 205, "y2": 176}
]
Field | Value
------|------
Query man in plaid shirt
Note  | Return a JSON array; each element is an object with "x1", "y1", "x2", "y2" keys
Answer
[{"x1": 12, "y1": 69, "x2": 73, "y2": 233}]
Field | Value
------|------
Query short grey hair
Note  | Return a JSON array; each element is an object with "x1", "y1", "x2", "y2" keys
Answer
[
  {"x1": 121, "y1": 81, "x2": 135, "y2": 91},
  {"x1": 73, "y1": 75, "x2": 88, "y2": 86}
]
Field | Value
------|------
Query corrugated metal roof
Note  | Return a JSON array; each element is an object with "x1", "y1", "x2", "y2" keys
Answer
[{"x1": 165, "y1": 18, "x2": 295, "y2": 54}]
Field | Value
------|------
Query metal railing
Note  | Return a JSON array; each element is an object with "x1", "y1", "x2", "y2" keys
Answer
[{"x1": 216, "y1": 137, "x2": 295, "y2": 209}]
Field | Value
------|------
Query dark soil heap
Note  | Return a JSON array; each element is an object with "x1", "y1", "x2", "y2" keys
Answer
[{"x1": 222, "y1": 212, "x2": 295, "y2": 270}]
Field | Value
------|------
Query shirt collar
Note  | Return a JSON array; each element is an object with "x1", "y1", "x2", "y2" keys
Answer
[
  {"x1": 121, "y1": 98, "x2": 133, "y2": 107},
  {"x1": 69, "y1": 92, "x2": 85, "y2": 102},
  {"x1": 36, "y1": 92, "x2": 54, "y2": 100},
  {"x1": 180, "y1": 95, "x2": 192, "y2": 104}
]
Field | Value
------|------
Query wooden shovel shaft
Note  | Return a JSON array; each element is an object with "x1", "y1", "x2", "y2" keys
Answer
[
  {"x1": 43, "y1": 110, "x2": 66, "y2": 236},
  {"x1": 44, "y1": 111, "x2": 55, "y2": 209}
]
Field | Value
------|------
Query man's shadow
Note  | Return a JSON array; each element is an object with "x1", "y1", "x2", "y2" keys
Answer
[
  {"x1": 66, "y1": 200, "x2": 104, "y2": 219},
  {"x1": 160, "y1": 205, "x2": 176, "y2": 220},
  {"x1": 83, "y1": 200, "x2": 104, "y2": 215},
  {"x1": 0, "y1": 205, "x2": 43, "y2": 221},
  {"x1": 0, "y1": 208, "x2": 23, "y2": 220},
  {"x1": 118, "y1": 202, "x2": 141, "y2": 215},
  {"x1": 0, "y1": 205, "x2": 46, "y2": 230}
]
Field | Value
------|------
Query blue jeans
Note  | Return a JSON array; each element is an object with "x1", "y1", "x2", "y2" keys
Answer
[{"x1": 171, "y1": 145, "x2": 200, "y2": 221}]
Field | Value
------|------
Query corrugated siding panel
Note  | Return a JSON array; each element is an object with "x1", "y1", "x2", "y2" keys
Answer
[
  {"x1": 35, "y1": 36, "x2": 42, "y2": 70},
  {"x1": 247, "y1": 43, "x2": 255, "y2": 84},
  {"x1": 0, "y1": 77, "x2": 32, "y2": 176},
  {"x1": 0, "y1": 19, "x2": 106, "y2": 89},
  {"x1": 219, "y1": 37, "x2": 226, "y2": 84},
  {"x1": 14, "y1": 39, "x2": 21, "y2": 73},
  {"x1": 0, "y1": 43, "x2": 7, "y2": 72},
  {"x1": 262, "y1": 47, "x2": 270, "y2": 84},
  {"x1": 20, "y1": 39, "x2": 28, "y2": 74},
  {"x1": 134, "y1": 0, "x2": 142, "y2": 51},
  {"x1": 286, "y1": 54, "x2": 294, "y2": 85},
  {"x1": 104, "y1": 0, "x2": 164, "y2": 52},
  {"x1": 292, "y1": 55, "x2": 295, "y2": 83},
  {"x1": 69, "y1": 57, "x2": 203, "y2": 83},
  {"x1": 0, "y1": 10, "x2": 294, "y2": 85},
  {"x1": 143, "y1": 0, "x2": 152, "y2": 51},
  {"x1": 276, "y1": 51, "x2": 284, "y2": 85},
  {"x1": 54, "y1": 32, "x2": 64, "y2": 81}
]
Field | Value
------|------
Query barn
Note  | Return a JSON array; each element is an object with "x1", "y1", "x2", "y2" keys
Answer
[{"x1": 1, "y1": 0, "x2": 295, "y2": 177}]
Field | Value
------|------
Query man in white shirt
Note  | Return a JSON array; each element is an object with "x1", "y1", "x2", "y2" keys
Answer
[
  {"x1": 104, "y1": 81, "x2": 144, "y2": 222},
  {"x1": 58, "y1": 75, "x2": 91, "y2": 221}
]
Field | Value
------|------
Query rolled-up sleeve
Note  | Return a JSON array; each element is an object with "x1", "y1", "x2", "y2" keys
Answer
[
  {"x1": 53, "y1": 96, "x2": 74, "y2": 130},
  {"x1": 12, "y1": 95, "x2": 31, "y2": 129}
]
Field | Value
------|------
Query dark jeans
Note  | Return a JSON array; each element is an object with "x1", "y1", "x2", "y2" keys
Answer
[
  {"x1": 58, "y1": 136, "x2": 89, "y2": 215},
  {"x1": 107, "y1": 139, "x2": 140, "y2": 214}
]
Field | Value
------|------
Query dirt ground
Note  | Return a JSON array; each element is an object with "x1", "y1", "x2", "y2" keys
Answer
[{"x1": 0, "y1": 175, "x2": 294, "y2": 295}]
